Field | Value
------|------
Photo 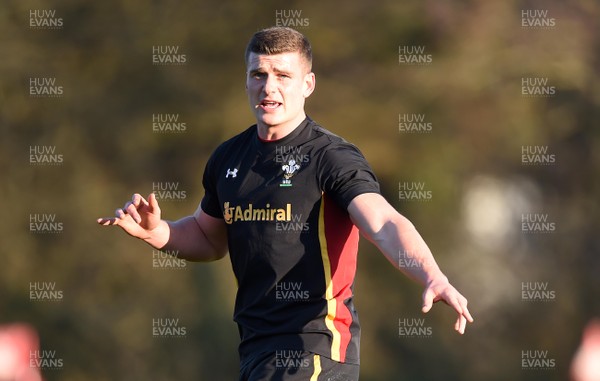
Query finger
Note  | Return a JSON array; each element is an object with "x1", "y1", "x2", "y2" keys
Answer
[
  {"x1": 445, "y1": 294, "x2": 467, "y2": 317},
  {"x1": 462, "y1": 304, "x2": 474, "y2": 323},
  {"x1": 124, "y1": 201, "x2": 142, "y2": 224},
  {"x1": 455, "y1": 315, "x2": 467, "y2": 334},
  {"x1": 421, "y1": 289, "x2": 434, "y2": 313},
  {"x1": 148, "y1": 192, "x2": 160, "y2": 214},
  {"x1": 452, "y1": 296, "x2": 474, "y2": 323},
  {"x1": 131, "y1": 193, "x2": 144, "y2": 207},
  {"x1": 116, "y1": 207, "x2": 129, "y2": 220},
  {"x1": 97, "y1": 217, "x2": 118, "y2": 226}
]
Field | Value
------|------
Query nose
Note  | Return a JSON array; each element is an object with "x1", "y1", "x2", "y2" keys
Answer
[{"x1": 263, "y1": 74, "x2": 277, "y2": 95}]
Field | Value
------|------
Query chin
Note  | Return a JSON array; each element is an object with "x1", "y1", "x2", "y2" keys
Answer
[{"x1": 258, "y1": 115, "x2": 285, "y2": 127}]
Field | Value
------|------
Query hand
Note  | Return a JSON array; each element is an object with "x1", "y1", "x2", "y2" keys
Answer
[
  {"x1": 97, "y1": 193, "x2": 163, "y2": 241},
  {"x1": 421, "y1": 277, "x2": 474, "y2": 334}
]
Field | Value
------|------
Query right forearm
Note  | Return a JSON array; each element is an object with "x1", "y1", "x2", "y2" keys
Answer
[{"x1": 148, "y1": 216, "x2": 225, "y2": 262}]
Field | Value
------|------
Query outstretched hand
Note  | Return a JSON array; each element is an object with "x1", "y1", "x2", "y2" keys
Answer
[
  {"x1": 421, "y1": 277, "x2": 474, "y2": 334},
  {"x1": 97, "y1": 193, "x2": 162, "y2": 240}
]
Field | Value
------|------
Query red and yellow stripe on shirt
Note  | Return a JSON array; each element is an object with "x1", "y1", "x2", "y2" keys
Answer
[{"x1": 318, "y1": 194, "x2": 360, "y2": 363}]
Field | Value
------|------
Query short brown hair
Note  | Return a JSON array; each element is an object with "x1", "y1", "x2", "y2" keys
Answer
[{"x1": 245, "y1": 27, "x2": 312, "y2": 71}]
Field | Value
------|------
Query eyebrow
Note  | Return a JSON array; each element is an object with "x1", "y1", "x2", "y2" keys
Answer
[{"x1": 248, "y1": 66, "x2": 293, "y2": 76}]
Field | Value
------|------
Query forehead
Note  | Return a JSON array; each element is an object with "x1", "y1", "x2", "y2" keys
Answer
[{"x1": 246, "y1": 51, "x2": 307, "y2": 72}]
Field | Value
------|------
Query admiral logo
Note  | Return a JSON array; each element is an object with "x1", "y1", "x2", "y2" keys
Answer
[
  {"x1": 152, "y1": 45, "x2": 187, "y2": 65},
  {"x1": 223, "y1": 202, "x2": 292, "y2": 224},
  {"x1": 29, "y1": 9, "x2": 63, "y2": 29},
  {"x1": 399, "y1": 113, "x2": 432, "y2": 133},
  {"x1": 399, "y1": 318, "x2": 433, "y2": 338},
  {"x1": 152, "y1": 113, "x2": 187, "y2": 133},
  {"x1": 398, "y1": 46, "x2": 432, "y2": 65},
  {"x1": 30, "y1": 349, "x2": 63, "y2": 370}
]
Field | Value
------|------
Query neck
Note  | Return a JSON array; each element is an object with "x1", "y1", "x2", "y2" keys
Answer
[{"x1": 257, "y1": 113, "x2": 306, "y2": 141}]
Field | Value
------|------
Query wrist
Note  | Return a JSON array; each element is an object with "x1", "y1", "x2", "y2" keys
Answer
[{"x1": 142, "y1": 220, "x2": 170, "y2": 249}]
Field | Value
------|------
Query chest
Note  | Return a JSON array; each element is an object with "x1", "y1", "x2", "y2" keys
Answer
[{"x1": 215, "y1": 143, "x2": 321, "y2": 210}]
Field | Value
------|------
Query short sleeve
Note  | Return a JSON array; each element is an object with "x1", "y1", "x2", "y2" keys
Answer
[
  {"x1": 317, "y1": 142, "x2": 381, "y2": 210},
  {"x1": 200, "y1": 152, "x2": 224, "y2": 219}
]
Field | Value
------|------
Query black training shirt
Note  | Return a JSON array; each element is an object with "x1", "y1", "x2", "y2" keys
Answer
[{"x1": 201, "y1": 117, "x2": 380, "y2": 364}]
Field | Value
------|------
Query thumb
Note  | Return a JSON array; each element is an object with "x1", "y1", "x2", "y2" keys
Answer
[
  {"x1": 148, "y1": 192, "x2": 161, "y2": 214},
  {"x1": 422, "y1": 288, "x2": 434, "y2": 314}
]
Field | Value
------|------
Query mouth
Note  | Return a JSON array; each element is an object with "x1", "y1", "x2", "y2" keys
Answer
[{"x1": 257, "y1": 99, "x2": 282, "y2": 110}]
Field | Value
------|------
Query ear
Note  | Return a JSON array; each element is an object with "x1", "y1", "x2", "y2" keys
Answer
[{"x1": 303, "y1": 72, "x2": 316, "y2": 98}]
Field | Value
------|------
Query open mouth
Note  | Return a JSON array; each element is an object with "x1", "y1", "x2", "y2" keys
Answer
[{"x1": 259, "y1": 100, "x2": 282, "y2": 110}]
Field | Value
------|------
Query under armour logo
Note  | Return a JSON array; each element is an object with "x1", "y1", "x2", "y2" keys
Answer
[{"x1": 226, "y1": 168, "x2": 238, "y2": 178}]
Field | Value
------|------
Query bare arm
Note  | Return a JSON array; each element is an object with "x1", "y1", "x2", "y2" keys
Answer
[
  {"x1": 348, "y1": 192, "x2": 473, "y2": 334},
  {"x1": 97, "y1": 193, "x2": 228, "y2": 262}
]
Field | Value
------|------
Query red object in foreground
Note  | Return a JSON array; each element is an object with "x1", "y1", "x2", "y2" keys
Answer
[
  {"x1": 571, "y1": 319, "x2": 600, "y2": 381},
  {"x1": 0, "y1": 323, "x2": 43, "y2": 381}
]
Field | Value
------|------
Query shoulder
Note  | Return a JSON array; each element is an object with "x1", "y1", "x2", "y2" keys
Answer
[
  {"x1": 305, "y1": 119, "x2": 348, "y2": 146},
  {"x1": 211, "y1": 125, "x2": 257, "y2": 157},
  {"x1": 304, "y1": 121, "x2": 368, "y2": 166}
]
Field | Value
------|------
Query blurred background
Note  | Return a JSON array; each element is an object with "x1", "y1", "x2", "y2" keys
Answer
[{"x1": 1, "y1": 0, "x2": 599, "y2": 380}]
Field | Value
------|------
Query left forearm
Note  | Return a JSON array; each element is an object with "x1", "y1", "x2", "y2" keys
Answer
[{"x1": 369, "y1": 214, "x2": 446, "y2": 285}]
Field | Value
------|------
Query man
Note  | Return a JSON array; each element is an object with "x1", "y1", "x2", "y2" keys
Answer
[{"x1": 98, "y1": 26, "x2": 473, "y2": 381}]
